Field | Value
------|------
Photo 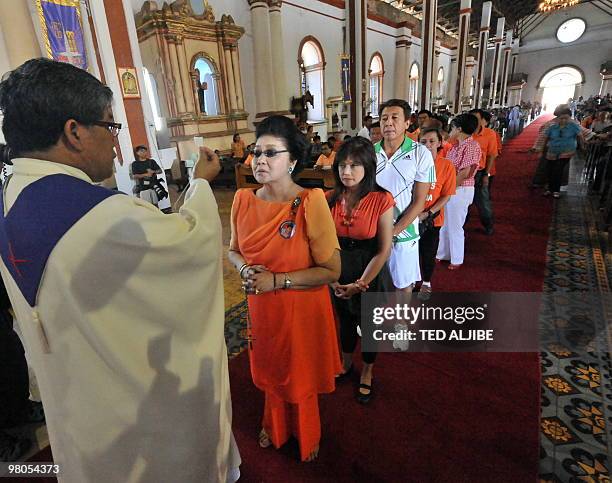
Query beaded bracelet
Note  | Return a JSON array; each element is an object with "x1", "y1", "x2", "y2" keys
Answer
[{"x1": 238, "y1": 263, "x2": 249, "y2": 279}]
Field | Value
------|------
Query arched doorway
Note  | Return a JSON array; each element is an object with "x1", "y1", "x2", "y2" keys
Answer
[
  {"x1": 408, "y1": 62, "x2": 419, "y2": 109},
  {"x1": 369, "y1": 53, "x2": 384, "y2": 117},
  {"x1": 298, "y1": 38, "x2": 325, "y2": 121},
  {"x1": 539, "y1": 66, "x2": 583, "y2": 112}
]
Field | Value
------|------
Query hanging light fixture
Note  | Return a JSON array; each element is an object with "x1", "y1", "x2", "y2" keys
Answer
[{"x1": 538, "y1": 0, "x2": 580, "y2": 13}]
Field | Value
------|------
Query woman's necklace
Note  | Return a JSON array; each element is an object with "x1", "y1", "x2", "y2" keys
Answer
[{"x1": 340, "y1": 194, "x2": 359, "y2": 227}]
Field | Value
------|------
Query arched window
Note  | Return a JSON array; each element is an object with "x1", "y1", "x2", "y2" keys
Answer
[
  {"x1": 143, "y1": 67, "x2": 163, "y2": 131},
  {"x1": 369, "y1": 53, "x2": 384, "y2": 117},
  {"x1": 299, "y1": 38, "x2": 325, "y2": 121},
  {"x1": 436, "y1": 67, "x2": 444, "y2": 100},
  {"x1": 539, "y1": 65, "x2": 583, "y2": 112},
  {"x1": 194, "y1": 56, "x2": 219, "y2": 116},
  {"x1": 408, "y1": 62, "x2": 419, "y2": 109}
]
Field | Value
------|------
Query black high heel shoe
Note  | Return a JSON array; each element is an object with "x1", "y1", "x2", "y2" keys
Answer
[
  {"x1": 356, "y1": 381, "x2": 373, "y2": 404},
  {"x1": 335, "y1": 364, "x2": 353, "y2": 381}
]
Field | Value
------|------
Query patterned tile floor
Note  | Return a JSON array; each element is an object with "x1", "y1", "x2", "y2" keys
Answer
[{"x1": 538, "y1": 157, "x2": 612, "y2": 482}]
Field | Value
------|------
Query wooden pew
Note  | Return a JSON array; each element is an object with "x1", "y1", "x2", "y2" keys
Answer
[{"x1": 235, "y1": 164, "x2": 335, "y2": 190}]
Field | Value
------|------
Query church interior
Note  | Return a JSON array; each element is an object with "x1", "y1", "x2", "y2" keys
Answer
[{"x1": 0, "y1": 0, "x2": 611, "y2": 481}]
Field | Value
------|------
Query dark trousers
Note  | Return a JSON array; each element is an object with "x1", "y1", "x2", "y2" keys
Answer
[
  {"x1": 419, "y1": 226, "x2": 441, "y2": 282},
  {"x1": 532, "y1": 155, "x2": 548, "y2": 186},
  {"x1": 547, "y1": 157, "x2": 570, "y2": 193},
  {"x1": 338, "y1": 316, "x2": 376, "y2": 364},
  {"x1": 473, "y1": 170, "x2": 494, "y2": 230},
  {"x1": 0, "y1": 310, "x2": 29, "y2": 428}
]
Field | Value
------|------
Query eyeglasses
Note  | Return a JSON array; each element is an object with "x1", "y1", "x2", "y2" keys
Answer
[
  {"x1": 253, "y1": 148, "x2": 289, "y2": 159},
  {"x1": 91, "y1": 121, "x2": 122, "y2": 137}
]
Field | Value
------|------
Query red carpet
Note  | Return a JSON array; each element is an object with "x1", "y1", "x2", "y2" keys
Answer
[{"x1": 230, "y1": 116, "x2": 554, "y2": 482}]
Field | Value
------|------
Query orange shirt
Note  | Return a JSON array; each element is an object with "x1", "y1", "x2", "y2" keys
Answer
[
  {"x1": 472, "y1": 127, "x2": 498, "y2": 171},
  {"x1": 231, "y1": 140, "x2": 245, "y2": 159},
  {"x1": 440, "y1": 141, "x2": 453, "y2": 158},
  {"x1": 490, "y1": 131, "x2": 502, "y2": 176},
  {"x1": 243, "y1": 153, "x2": 254, "y2": 166},
  {"x1": 326, "y1": 191, "x2": 394, "y2": 239},
  {"x1": 406, "y1": 128, "x2": 420, "y2": 142},
  {"x1": 315, "y1": 151, "x2": 335, "y2": 167},
  {"x1": 423, "y1": 153, "x2": 456, "y2": 227}
]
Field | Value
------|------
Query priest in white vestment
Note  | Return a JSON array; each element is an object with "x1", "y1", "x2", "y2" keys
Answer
[{"x1": 0, "y1": 59, "x2": 240, "y2": 482}]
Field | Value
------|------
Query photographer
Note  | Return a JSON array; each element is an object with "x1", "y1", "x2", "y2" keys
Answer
[{"x1": 130, "y1": 145, "x2": 166, "y2": 206}]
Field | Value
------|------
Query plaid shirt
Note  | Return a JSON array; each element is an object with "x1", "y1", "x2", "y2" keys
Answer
[{"x1": 447, "y1": 137, "x2": 481, "y2": 187}]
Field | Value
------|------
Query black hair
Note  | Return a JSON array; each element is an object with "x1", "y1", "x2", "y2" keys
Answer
[
  {"x1": 0, "y1": 58, "x2": 113, "y2": 155},
  {"x1": 233, "y1": 133, "x2": 240, "y2": 142},
  {"x1": 379, "y1": 99, "x2": 412, "y2": 120},
  {"x1": 469, "y1": 108, "x2": 492, "y2": 123},
  {"x1": 326, "y1": 141, "x2": 335, "y2": 149},
  {"x1": 418, "y1": 109, "x2": 433, "y2": 118},
  {"x1": 0, "y1": 143, "x2": 13, "y2": 165},
  {"x1": 255, "y1": 115, "x2": 310, "y2": 179},
  {"x1": 364, "y1": 115, "x2": 373, "y2": 122},
  {"x1": 343, "y1": 135, "x2": 352, "y2": 141},
  {"x1": 555, "y1": 106, "x2": 572, "y2": 117},
  {"x1": 419, "y1": 128, "x2": 444, "y2": 151},
  {"x1": 328, "y1": 136, "x2": 336, "y2": 143},
  {"x1": 328, "y1": 136, "x2": 385, "y2": 207},
  {"x1": 133, "y1": 145, "x2": 147, "y2": 159},
  {"x1": 371, "y1": 121, "x2": 380, "y2": 128},
  {"x1": 313, "y1": 135, "x2": 321, "y2": 142},
  {"x1": 450, "y1": 113, "x2": 479, "y2": 135}
]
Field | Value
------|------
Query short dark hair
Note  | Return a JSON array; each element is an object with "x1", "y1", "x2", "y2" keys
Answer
[
  {"x1": 418, "y1": 109, "x2": 433, "y2": 118},
  {"x1": 0, "y1": 58, "x2": 113, "y2": 155},
  {"x1": 328, "y1": 136, "x2": 384, "y2": 207},
  {"x1": 555, "y1": 106, "x2": 572, "y2": 117},
  {"x1": 364, "y1": 115, "x2": 373, "y2": 122},
  {"x1": 371, "y1": 121, "x2": 380, "y2": 129},
  {"x1": 233, "y1": 133, "x2": 240, "y2": 142},
  {"x1": 328, "y1": 136, "x2": 336, "y2": 143},
  {"x1": 379, "y1": 99, "x2": 411, "y2": 120},
  {"x1": 450, "y1": 113, "x2": 479, "y2": 135},
  {"x1": 469, "y1": 108, "x2": 492, "y2": 123},
  {"x1": 133, "y1": 145, "x2": 147, "y2": 158},
  {"x1": 343, "y1": 135, "x2": 352, "y2": 141},
  {"x1": 313, "y1": 135, "x2": 321, "y2": 142},
  {"x1": 255, "y1": 115, "x2": 310, "y2": 179}
]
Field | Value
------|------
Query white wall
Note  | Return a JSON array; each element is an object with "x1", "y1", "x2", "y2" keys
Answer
[{"x1": 517, "y1": 3, "x2": 612, "y2": 101}]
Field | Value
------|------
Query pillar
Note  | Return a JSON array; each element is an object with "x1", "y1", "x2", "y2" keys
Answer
[
  {"x1": 223, "y1": 43, "x2": 238, "y2": 112},
  {"x1": 447, "y1": 54, "x2": 457, "y2": 102},
  {"x1": 431, "y1": 40, "x2": 441, "y2": 104},
  {"x1": 269, "y1": 0, "x2": 290, "y2": 112},
  {"x1": 507, "y1": 85, "x2": 523, "y2": 106},
  {"x1": 420, "y1": 0, "x2": 437, "y2": 111},
  {"x1": 230, "y1": 46, "x2": 245, "y2": 110},
  {"x1": 404, "y1": 34, "x2": 412, "y2": 101},
  {"x1": 499, "y1": 30, "x2": 512, "y2": 107},
  {"x1": 489, "y1": 17, "x2": 505, "y2": 107},
  {"x1": 248, "y1": 0, "x2": 276, "y2": 120},
  {"x1": 453, "y1": 0, "x2": 471, "y2": 113},
  {"x1": 463, "y1": 56, "x2": 475, "y2": 103},
  {"x1": 600, "y1": 75, "x2": 612, "y2": 96},
  {"x1": 168, "y1": 38, "x2": 187, "y2": 114},
  {"x1": 474, "y1": 1, "x2": 491, "y2": 109},
  {"x1": 0, "y1": 0, "x2": 41, "y2": 70},
  {"x1": 177, "y1": 39, "x2": 196, "y2": 113},
  {"x1": 347, "y1": 0, "x2": 367, "y2": 129},
  {"x1": 394, "y1": 38, "x2": 408, "y2": 99},
  {"x1": 510, "y1": 39, "x2": 519, "y2": 78}
]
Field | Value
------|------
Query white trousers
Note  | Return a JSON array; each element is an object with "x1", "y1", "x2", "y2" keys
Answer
[{"x1": 436, "y1": 186, "x2": 474, "y2": 265}]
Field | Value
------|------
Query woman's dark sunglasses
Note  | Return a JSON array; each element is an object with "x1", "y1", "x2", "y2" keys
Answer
[{"x1": 253, "y1": 149, "x2": 289, "y2": 159}]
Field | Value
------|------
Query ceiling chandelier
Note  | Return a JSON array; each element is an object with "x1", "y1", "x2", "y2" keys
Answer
[{"x1": 538, "y1": 0, "x2": 580, "y2": 13}]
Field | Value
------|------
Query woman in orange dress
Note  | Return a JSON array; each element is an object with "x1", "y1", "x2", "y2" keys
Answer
[{"x1": 228, "y1": 115, "x2": 341, "y2": 462}]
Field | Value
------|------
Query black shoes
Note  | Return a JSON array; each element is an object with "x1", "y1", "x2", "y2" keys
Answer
[{"x1": 356, "y1": 382, "x2": 373, "y2": 404}]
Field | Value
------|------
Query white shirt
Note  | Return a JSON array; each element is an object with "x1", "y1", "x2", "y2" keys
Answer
[
  {"x1": 1, "y1": 158, "x2": 240, "y2": 483},
  {"x1": 357, "y1": 126, "x2": 371, "y2": 140}
]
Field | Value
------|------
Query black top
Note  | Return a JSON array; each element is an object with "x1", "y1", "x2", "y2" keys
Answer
[{"x1": 131, "y1": 158, "x2": 162, "y2": 189}]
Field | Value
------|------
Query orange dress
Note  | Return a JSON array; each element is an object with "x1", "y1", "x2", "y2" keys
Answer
[{"x1": 230, "y1": 188, "x2": 341, "y2": 460}]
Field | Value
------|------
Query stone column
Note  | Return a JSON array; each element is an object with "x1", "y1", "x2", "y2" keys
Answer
[
  {"x1": 600, "y1": 75, "x2": 612, "y2": 96},
  {"x1": 499, "y1": 30, "x2": 512, "y2": 107},
  {"x1": 248, "y1": 0, "x2": 276, "y2": 120},
  {"x1": 404, "y1": 34, "x2": 412, "y2": 101},
  {"x1": 347, "y1": 0, "x2": 367, "y2": 129},
  {"x1": 167, "y1": 37, "x2": 187, "y2": 114},
  {"x1": 178, "y1": 39, "x2": 196, "y2": 113},
  {"x1": 489, "y1": 17, "x2": 505, "y2": 107},
  {"x1": 394, "y1": 39, "x2": 408, "y2": 99},
  {"x1": 268, "y1": 0, "x2": 290, "y2": 112},
  {"x1": 420, "y1": 0, "x2": 438, "y2": 111},
  {"x1": 0, "y1": 0, "x2": 40, "y2": 70},
  {"x1": 223, "y1": 43, "x2": 238, "y2": 112},
  {"x1": 463, "y1": 55, "x2": 475, "y2": 103},
  {"x1": 447, "y1": 54, "x2": 457, "y2": 102},
  {"x1": 453, "y1": 0, "x2": 471, "y2": 113},
  {"x1": 431, "y1": 40, "x2": 441, "y2": 104},
  {"x1": 230, "y1": 46, "x2": 245, "y2": 110},
  {"x1": 474, "y1": 1, "x2": 491, "y2": 109}
]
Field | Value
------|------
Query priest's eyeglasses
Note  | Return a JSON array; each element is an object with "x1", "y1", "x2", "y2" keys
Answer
[
  {"x1": 253, "y1": 148, "x2": 289, "y2": 159},
  {"x1": 91, "y1": 121, "x2": 122, "y2": 137}
]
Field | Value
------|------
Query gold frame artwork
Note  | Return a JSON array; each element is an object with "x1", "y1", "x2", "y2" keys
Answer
[{"x1": 118, "y1": 67, "x2": 140, "y2": 98}]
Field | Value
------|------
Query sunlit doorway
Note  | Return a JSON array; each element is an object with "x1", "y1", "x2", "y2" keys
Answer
[{"x1": 540, "y1": 66, "x2": 582, "y2": 112}]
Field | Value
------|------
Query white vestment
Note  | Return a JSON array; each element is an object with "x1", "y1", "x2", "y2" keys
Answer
[{"x1": 0, "y1": 159, "x2": 241, "y2": 483}]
